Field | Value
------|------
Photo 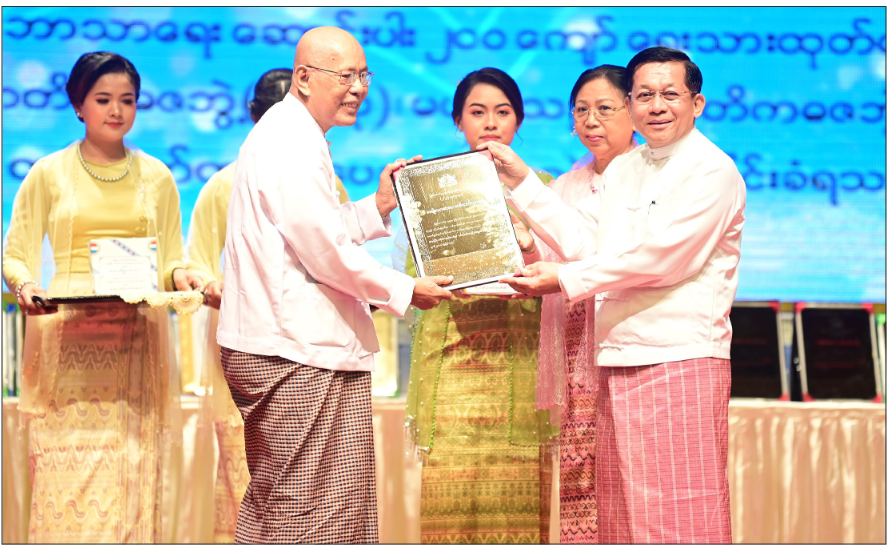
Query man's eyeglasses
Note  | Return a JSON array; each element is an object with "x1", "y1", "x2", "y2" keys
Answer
[
  {"x1": 571, "y1": 104, "x2": 626, "y2": 121},
  {"x1": 629, "y1": 90, "x2": 696, "y2": 104},
  {"x1": 305, "y1": 65, "x2": 374, "y2": 86}
]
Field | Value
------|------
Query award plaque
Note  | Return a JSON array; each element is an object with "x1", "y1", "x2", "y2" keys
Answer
[{"x1": 393, "y1": 151, "x2": 523, "y2": 291}]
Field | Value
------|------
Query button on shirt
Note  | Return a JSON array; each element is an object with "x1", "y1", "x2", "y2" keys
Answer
[
  {"x1": 217, "y1": 93, "x2": 415, "y2": 371},
  {"x1": 506, "y1": 128, "x2": 746, "y2": 367}
]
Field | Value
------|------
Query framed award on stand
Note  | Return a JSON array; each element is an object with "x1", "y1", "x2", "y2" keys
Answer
[
  {"x1": 728, "y1": 301, "x2": 788, "y2": 399},
  {"x1": 791, "y1": 302, "x2": 882, "y2": 402},
  {"x1": 393, "y1": 151, "x2": 523, "y2": 291}
]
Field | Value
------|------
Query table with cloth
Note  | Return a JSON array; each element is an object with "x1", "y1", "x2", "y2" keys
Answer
[{"x1": 3, "y1": 398, "x2": 884, "y2": 543}]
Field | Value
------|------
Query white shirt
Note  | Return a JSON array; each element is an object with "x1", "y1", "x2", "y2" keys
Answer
[
  {"x1": 507, "y1": 128, "x2": 746, "y2": 367},
  {"x1": 217, "y1": 93, "x2": 416, "y2": 371}
]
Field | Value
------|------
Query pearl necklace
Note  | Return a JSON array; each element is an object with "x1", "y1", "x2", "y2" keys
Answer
[{"x1": 77, "y1": 143, "x2": 132, "y2": 182}]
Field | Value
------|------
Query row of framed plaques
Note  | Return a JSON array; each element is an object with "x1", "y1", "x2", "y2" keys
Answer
[{"x1": 730, "y1": 301, "x2": 884, "y2": 402}]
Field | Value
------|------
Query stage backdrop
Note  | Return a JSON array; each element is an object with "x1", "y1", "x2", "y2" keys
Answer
[{"x1": 2, "y1": 7, "x2": 885, "y2": 302}]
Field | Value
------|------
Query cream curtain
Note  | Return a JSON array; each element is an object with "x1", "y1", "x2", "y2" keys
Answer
[
  {"x1": 728, "y1": 399, "x2": 885, "y2": 543},
  {"x1": 3, "y1": 399, "x2": 884, "y2": 543}
]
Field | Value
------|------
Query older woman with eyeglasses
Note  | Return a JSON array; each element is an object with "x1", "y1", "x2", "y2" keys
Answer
[{"x1": 513, "y1": 64, "x2": 638, "y2": 544}]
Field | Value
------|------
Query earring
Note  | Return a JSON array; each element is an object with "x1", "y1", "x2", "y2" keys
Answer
[
  {"x1": 77, "y1": 112, "x2": 83, "y2": 119},
  {"x1": 570, "y1": 129, "x2": 578, "y2": 136}
]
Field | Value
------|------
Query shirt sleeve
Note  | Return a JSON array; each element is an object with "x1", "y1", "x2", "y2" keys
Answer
[
  {"x1": 335, "y1": 174, "x2": 393, "y2": 244},
  {"x1": 185, "y1": 173, "x2": 225, "y2": 284},
  {"x1": 339, "y1": 194, "x2": 392, "y2": 245},
  {"x1": 504, "y1": 170, "x2": 600, "y2": 261},
  {"x1": 257, "y1": 145, "x2": 415, "y2": 317},
  {"x1": 153, "y1": 164, "x2": 187, "y2": 291},
  {"x1": 2, "y1": 161, "x2": 47, "y2": 291},
  {"x1": 558, "y1": 163, "x2": 745, "y2": 302}
]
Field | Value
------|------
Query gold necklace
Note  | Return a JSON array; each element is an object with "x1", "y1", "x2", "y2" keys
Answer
[{"x1": 77, "y1": 142, "x2": 132, "y2": 182}]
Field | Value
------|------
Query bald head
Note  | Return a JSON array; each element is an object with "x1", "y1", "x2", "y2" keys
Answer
[
  {"x1": 290, "y1": 26, "x2": 369, "y2": 132},
  {"x1": 294, "y1": 26, "x2": 363, "y2": 68}
]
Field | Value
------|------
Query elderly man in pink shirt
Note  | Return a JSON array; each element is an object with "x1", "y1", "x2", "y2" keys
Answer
[
  {"x1": 217, "y1": 27, "x2": 452, "y2": 543},
  {"x1": 485, "y1": 46, "x2": 746, "y2": 544}
]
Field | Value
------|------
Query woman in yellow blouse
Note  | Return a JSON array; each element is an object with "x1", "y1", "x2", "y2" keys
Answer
[
  {"x1": 185, "y1": 68, "x2": 352, "y2": 542},
  {"x1": 2, "y1": 51, "x2": 202, "y2": 543}
]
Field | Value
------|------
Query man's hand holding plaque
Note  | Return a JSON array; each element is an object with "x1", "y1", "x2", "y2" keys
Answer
[
  {"x1": 498, "y1": 262, "x2": 563, "y2": 297},
  {"x1": 377, "y1": 155, "x2": 423, "y2": 219},
  {"x1": 476, "y1": 140, "x2": 565, "y2": 298},
  {"x1": 411, "y1": 276, "x2": 455, "y2": 309},
  {"x1": 475, "y1": 140, "x2": 530, "y2": 190}
]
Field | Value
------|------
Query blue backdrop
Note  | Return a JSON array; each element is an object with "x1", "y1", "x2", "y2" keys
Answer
[{"x1": 2, "y1": 7, "x2": 886, "y2": 302}]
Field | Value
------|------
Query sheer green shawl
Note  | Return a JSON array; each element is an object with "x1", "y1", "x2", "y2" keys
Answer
[{"x1": 401, "y1": 168, "x2": 561, "y2": 462}]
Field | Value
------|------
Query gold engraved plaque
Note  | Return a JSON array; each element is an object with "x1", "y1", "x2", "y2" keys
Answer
[{"x1": 393, "y1": 151, "x2": 523, "y2": 290}]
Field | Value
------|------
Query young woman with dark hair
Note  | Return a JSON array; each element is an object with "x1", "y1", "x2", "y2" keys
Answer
[
  {"x1": 2, "y1": 51, "x2": 203, "y2": 542},
  {"x1": 402, "y1": 67, "x2": 559, "y2": 544}
]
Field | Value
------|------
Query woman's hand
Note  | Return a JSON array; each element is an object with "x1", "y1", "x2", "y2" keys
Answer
[
  {"x1": 172, "y1": 268, "x2": 204, "y2": 292},
  {"x1": 17, "y1": 283, "x2": 57, "y2": 315},
  {"x1": 203, "y1": 280, "x2": 223, "y2": 309},
  {"x1": 475, "y1": 141, "x2": 530, "y2": 189},
  {"x1": 511, "y1": 212, "x2": 535, "y2": 254},
  {"x1": 377, "y1": 155, "x2": 423, "y2": 218}
]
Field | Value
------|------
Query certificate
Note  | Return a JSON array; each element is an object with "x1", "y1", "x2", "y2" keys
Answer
[
  {"x1": 393, "y1": 151, "x2": 523, "y2": 291},
  {"x1": 88, "y1": 237, "x2": 160, "y2": 295}
]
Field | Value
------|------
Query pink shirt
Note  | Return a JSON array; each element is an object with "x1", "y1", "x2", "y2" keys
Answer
[
  {"x1": 509, "y1": 129, "x2": 746, "y2": 367},
  {"x1": 217, "y1": 94, "x2": 415, "y2": 371}
]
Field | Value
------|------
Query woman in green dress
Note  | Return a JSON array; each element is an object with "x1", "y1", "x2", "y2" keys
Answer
[{"x1": 403, "y1": 67, "x2": 559, "y2": 544}]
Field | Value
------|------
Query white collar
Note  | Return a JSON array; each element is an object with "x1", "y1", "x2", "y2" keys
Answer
[
  {"x1": 647, "y1": 127, "x2": 700, "y2": 162},
  {"x1": 284, "y1": 92, "x2": 327, "y2": 138}
]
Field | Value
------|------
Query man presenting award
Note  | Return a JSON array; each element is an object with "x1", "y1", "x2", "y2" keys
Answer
[
  {"x1": 485, "y1": 47, "x2": 746, "y2": 543},
  {"x1": 216, "y1": 27, "x2": 452, "y2": 543}
]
